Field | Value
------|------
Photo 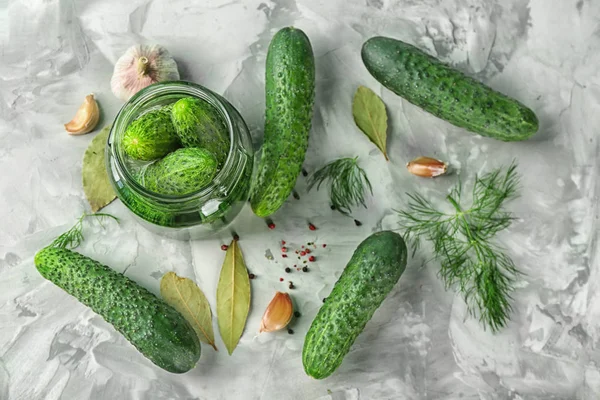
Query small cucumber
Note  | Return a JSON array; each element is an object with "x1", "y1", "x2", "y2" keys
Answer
[
  {"x1": 250, "y1": 27, "x2": 315, "y2": 217},
  {"x1": 361, "y1": 36, "x2": 538, "y2": 141},
  {"x1": 35, "y1": 247, "x2": 200, "y2": 373},
  {"x1": 302, "y1": 231, "x2": 407, "y2": 379},
  {"x1": 122, "y1": 109, "x2": 180, "y2": 161},
  {"x1": 171, "y1": 97, "x2": 230, "y2": 167},
  {"x1": 143, "y1": 147, "x2": 218, "y2": 196}
]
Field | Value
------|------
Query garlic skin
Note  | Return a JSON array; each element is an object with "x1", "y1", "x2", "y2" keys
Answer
[
  {"x1": 259, "y1": 292, "x2": 293, "y2": 333},
  {"x1": 64, "y1": 94, "x2": 100, "y2": 135},
  {"x1": 406, "y1": 156, "x2": 448, "y2": 178},
  {"x1": 111, "y1": 44, "x2": 180, "y2": 101}
]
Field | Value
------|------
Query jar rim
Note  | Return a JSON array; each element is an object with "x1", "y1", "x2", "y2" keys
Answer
[{"x1": 109, "y1": 81, "x2": 240, "y2": 203}]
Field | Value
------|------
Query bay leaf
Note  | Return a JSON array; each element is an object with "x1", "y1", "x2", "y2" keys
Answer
[
  {"x1": 216, "y1": 240, "x2": 251, "y2": 355},
  {"x1": 82, "y1": 125, "x2": 116, "y2": 212},
  {"x1": 352, "y1": 86, "x2": 389, "y2": 161},
  {"x1": 160, "y1": 271, "x2": 218, "y2": 351}
]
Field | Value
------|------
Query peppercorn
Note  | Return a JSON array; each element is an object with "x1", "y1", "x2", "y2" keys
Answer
[
  {"x1": 221, "y1": 244, "x2": 228, "y2": 251},
  {"x1": 285, "y1": 267, "x2": 291, "y2": 273},
  {"x1": 249, "y1": 273, "x2": 256, "y2": 280},
  {"x1": 294, "y1": 311, "x2": 301, "y2": 318},
  {"x1": 302, "y1": 266, "x2": 309, "y2": 272},
  {"x1": 288, "y1": 281, "x2": 295, "y2": 289},
  {"x1": 288, "y1": 328, "x2": 294, "y2": 334}
]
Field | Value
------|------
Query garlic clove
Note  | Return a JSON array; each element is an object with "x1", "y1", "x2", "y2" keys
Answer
[
  {"x1": 259, "y1": 292, "x2": 294, "y2": 333},
  {"x1": 111, "y1": 44, "x2": 180, "y2": 102},
  {"x1": 64, "y1": 94, "x2": 100, "y2": 135},
  {"x1": 406, "y1": 156, "x2": 448, "y2": 178}
]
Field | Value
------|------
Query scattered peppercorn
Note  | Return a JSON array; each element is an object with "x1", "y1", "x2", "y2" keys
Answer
[
  {"x1": 322, "y1": 244, "x2": 327, "y2": 248},
  {"x1": 302, "y1": 266, "x2": 309, "y2": 272},
  {"x1": 281, "y1": 240, "x2": 286, "y2": 245},
  {"x1": 354, "y1": 219, "x2": 362, "y2": 226},
  {"x1": 288, "y1": 328, "x2": 294, "y2": 334},
  {"x1": 305, "y1": 249, "x2": 311, "y2": 254},
  {"x1": 293, "y1": 191, "x2": 300, "y2": 200},
  {"x1": 221, "y1": 244, "x2": 228, "y2": 251},
  {"x1": 288, "y1": 281, "x2": 295, "y2": 289},
  {"x1": 248, "y1": 273, "x2": 256, "y2": 280},
  {"x1": 294, "y1": 311, "x2": 301, "y2": 318},
  {"x1": 285, "y1": 267, "x2": 291, "y2": 273},
  {"x1": 281, "y1": 247, "x2": 288, "y2": 253},
  {"x1": 267, "y1": 221, "x2": 276, "y2": 229},
  {"x1": 300, "y1": 251, "x2": 306, "y2": 256},
  {"x1": 282, "y1": 254, "x2": 288, "y2": 258},
  {"x1": 308, "y1": 223, "x2": 316, "y2": 231},
  {"x1": 330, "y1": 204, "x2": 336, "y2": 210},
  {"x1": 302, "y1": 168, "x2": 308, "y2": 177},
  {"x1": 232, "y1": 232, "x2": 240, "y2": 241},
  {"x1": 279, "y1": 278, "x2": 284, "y2": 282},
  {"x1": 308, "y1": 256, "x2": 316, "y2": 262}
]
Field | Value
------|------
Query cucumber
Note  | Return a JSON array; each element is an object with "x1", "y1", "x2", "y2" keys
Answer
[
  {"x1": 34, "y1": 247, "x2": 200, "y2": 373},
  {"x1": 142, "y1": 147, "x2": 218, "y2": 196},
  {"x1": 361, "y1": 36, "x2": 538, "y2": 141},
  {"x1": 122, "y1": 108, "x2": 180, "y2": 161},
  {"x1": 171, "y1": 97, "x2": 230, "y2": 167},
  {"x1": 302, "y1": 231, "x2": 407, "y2": 379},
  {"x1": 250, "y1": 27, "x2": 315, "y2": 217}
]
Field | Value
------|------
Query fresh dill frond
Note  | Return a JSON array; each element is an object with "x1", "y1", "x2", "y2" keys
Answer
[
  {"x1": 397, "y1": 163, "x2": 520, "y2": 332},
  {"x1": 51, "y1": 213, "x2": 119, "y2": 249},
  {"x1": 307, "y1": 157, "x2": 373, "y2": 216}
]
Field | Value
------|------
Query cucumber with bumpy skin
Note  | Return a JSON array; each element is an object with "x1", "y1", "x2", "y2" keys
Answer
[
  {"x1": 122, "y1": 109, "x2": 180, "y2": 160},
  {"x1": 250, "y1": 27, "x2": 315, "y2": 217},
  {"x1": 143, "y1": 147, "x2": 218, "y2": 196},
  {"x1": 171, "y1": 97, "x2": 230, "y2": 167},
  {"x1": 302, "y1": 231, "x2": 407, "y2": 379},
  {"x1": 34, "y1": 247, "x2": 200, "y2": 374},
  {"x1": 361, "y1": 36, "x2": 538, "y2": 141}
]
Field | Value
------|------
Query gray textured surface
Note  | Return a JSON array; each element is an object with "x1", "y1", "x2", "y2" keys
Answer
[{"x1": 1, "y1": 0, "x2": 599, "y2": 399}]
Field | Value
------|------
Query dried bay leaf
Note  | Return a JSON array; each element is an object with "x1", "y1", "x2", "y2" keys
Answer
[
  {"x1": 82, "y1": 125, "x2": 116, "y2": 212},
  {"x1": 216, "y1": 240, "x2": 251, "y2": 355},
  {"x1": 160, "y1": 271, "x2": 218, "y2": 351},
  {"x1": 352, "y1": 86, "x2": 389, "y2": 160}
]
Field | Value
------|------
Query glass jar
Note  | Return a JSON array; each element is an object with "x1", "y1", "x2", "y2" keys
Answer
[{"x1": 106, "y1": 81, "x2": 254, "y2": 240}]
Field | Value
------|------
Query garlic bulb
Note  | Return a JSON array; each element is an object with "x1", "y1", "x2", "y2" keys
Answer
[
  {"x1": 111, "y1": 44, "x2": 180, "y2": 101},
  {"x1": 64, "y1": 94, "x2": 100, "y2": 135}
]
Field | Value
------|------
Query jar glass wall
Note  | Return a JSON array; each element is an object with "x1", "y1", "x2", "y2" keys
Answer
[{"x1": 106, "y1": 81, "x2": 254, "y2": 240}]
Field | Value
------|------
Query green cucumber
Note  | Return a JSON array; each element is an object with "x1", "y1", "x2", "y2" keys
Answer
[
  {"x1": 302, "y1": 231, "x2": 407, "y2": 379},
  {"x1": 122, "y1": 109, "x2": 180, "y2": 161},
  {"x1": 34, "y1": 247, "x2": 200, "y2": 373},
  {"x1": 361, "y1": 36, "x2": 538, "y2": 141},
  {"x1": 171, "y1": 97, "x2": 230, "y2": 167},
  {"x1": 250, "y1": 27, "x2": 315, "y2": 217},
  {"x1": 143, "y1": 147, "x2": 218, "y2": 196}
]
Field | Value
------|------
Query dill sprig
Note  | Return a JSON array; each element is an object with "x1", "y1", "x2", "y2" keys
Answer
[
  {"x1": 307, "y1": 157, "x2": 373, "y2": 216},
  {"x1": 397, "y1": 163, "x2": 520, "y2": 332},
  {"x1": 51, "y1": 213, "x2": 119, "y2": 249}
]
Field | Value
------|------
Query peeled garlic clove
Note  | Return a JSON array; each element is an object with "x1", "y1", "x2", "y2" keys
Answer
[
  {"x1": 259, "y1": 292, "x2": 293, "y2": 333},
  {"x1": 406, "y1": 156, "x2": 447, "y2": 178},
  {"x1": 64, "y1": 94, "x2": 100, "y2": 135},
  {"x1": 111, "y1": 44, "x2": 180, "y2": 102}
]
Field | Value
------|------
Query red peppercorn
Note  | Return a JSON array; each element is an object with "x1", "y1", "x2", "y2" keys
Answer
[
  {"x1": 281, "y1": 247, "x2": 288, "y2": 253},
  {"x1": 300, "y1": 251, "x2": 306, "y2": 256},
  {"x1": 309, "y1": 256, "x2": 316, "y2": 262},
  {"x1": 308, "y1": 223, "x2": 316, "y2": 231},
  {"x1": 268, "y1": 222, "x2": 276, "y2": 229},
  {"x1": 279, "y1": 278, "x2": 284, "y2": 282},
  {"x1": 221, "y1": 244, "x2": 228, "y2": 251},
  {"x1": 281, "y1": 240, "x2": 286, "y2": 245},
  {"x1": 305, "y1": 249, "x2": 311, "y2": 254},
  {"x1": 322, "y1": 244, "x2": 327, "y2": 248},
  {"x1": 282, "y1": 254, "x2": 288, "y2": 258}
]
